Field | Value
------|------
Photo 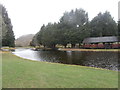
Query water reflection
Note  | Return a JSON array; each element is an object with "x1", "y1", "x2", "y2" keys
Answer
[
  {"x1": 13, "y1": 49, "x2": 119, "y2": 71},
  {"x1": 13, "y1": 49, "x2": 42, "y2": 61}
]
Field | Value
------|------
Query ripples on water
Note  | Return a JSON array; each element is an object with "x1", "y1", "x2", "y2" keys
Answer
[{"x1": 13, "y1": 49, "x2": 119, "y2": 71}]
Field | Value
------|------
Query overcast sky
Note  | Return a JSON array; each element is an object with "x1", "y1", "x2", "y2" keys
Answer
[{"x1": 0, "y1": 0, "x2": 119, "y2": 38}]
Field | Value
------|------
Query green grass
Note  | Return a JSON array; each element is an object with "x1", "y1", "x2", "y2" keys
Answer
[
  {"x1": 2, "y1": 53, "x2": 118, "y2": 88},
  {"x1": 86, "y1": 49, "x2": 120, "y2": 51},
  {"x1": 60, "y1": 48, "x2": 120, "y2": 52},
  {"x1": 0, "y1": 52, "x2": 2, "y2": 90}
]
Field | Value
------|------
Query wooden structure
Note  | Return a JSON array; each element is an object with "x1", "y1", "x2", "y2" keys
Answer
[{"x1": 82, "y1": 36, "x2": 120, "y2": 49}]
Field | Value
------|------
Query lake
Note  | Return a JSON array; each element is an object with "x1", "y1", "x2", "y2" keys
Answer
[{"x1": 12, "y1": 48, "x2": 119, "y2": 71}]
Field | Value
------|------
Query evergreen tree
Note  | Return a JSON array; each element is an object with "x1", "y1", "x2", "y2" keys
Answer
[
  {"x1": 1, "y1": 5, "x2": 15, "y2": 47},
  {"x1": 90, "y1": 11, "x2": 118, "y2": 37},
  {"x1": 118, "y1": 20, "x2": 120, "y2": 36},
  {"x1": 0, "y1": 4, "x2": 2, "y2": 48},
  {"x1": 59, "y1": 8, "x2": 89, "y2": 47}
]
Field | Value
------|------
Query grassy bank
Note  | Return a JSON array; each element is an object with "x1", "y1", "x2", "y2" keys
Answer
[
  {"x1": 59, "y1": 48, "x2": 120, "y2": 52},
  {"x1": 2, "y1": 52, "x2": 118, "y2": 88}
]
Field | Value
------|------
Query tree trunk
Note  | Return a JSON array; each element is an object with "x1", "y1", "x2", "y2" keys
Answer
[
  {"x1": 43, "y1": 45, "x2": 46, "y2": 48},
  {"x1": 71, "y1": 44, "x2": 75, "y2": 48},
  {"x1": 63, "y1": 44, "x2": 67, "y2": 48},
  {"x1": 50, "y1": 44, "x2": 57, "y2": 50},
  {"x1": 79, "y1": 43, "x2": 81, "y2": 48}
]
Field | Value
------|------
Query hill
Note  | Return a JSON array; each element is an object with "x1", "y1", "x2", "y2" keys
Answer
[{"x1": 15, "y1": 34, "x2": 34, "y2": 47}]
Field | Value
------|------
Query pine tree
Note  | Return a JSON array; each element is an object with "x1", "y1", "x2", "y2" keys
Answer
[{"x1": 1, "y1": 4, "x2": 15, "y2": 47}]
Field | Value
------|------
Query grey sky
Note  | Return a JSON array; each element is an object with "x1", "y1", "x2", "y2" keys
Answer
[{"x1": 0, "y1": 0, "x2": 119, "y2": 38}]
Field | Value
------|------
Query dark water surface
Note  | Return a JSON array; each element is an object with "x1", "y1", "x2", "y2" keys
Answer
[{"x1": 13, "y1": 48, "x2": 119, "y2": 71}]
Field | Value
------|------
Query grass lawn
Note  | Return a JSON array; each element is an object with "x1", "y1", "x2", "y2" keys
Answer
[
  {"x1": 59, "y1": 48, "x2": 120, "y2": 52},
  {"x1": 2, "y1": 52, "x2": 118, "y2": 88}
]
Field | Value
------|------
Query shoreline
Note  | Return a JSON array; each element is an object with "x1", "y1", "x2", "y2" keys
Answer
[
  {"x1": 59, "y1": 48, "x2": 120, "y2": 52},
  {"x1": 9, "y1": 52, "x2": 118, "y2": 72},
  {"x1": 4, "y1": 52, "x2": 118, "y2": 72}
]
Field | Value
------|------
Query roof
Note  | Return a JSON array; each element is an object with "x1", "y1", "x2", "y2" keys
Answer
[{"x1": 83, "y1": 36, "x2": 119, "y2": 44}]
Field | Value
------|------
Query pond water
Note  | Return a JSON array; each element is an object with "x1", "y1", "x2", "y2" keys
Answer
[{"x1": 12, "y1": 48, "x2": 119, "y2": 71}]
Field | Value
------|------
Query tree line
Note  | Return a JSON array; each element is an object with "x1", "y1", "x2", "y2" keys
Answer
[
  {"x1": 31, "y1": 8, "x2": 118, "y2": 48},
  {"x1": 0, "y1": 4, "x2": 15, "y2": 47}
]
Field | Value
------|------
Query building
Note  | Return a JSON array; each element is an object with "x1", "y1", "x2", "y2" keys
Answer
[{"x1": 82, "y1": 36, "x2": 120, "y2": 49}]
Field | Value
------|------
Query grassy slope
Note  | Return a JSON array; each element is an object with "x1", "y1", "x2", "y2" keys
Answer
[
  {"x1": 60, "y1": 48, "x2": 120, "y2": 52},
  {"x1": 2, "y1": 53, "x2": 118, "y2": 88}
]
